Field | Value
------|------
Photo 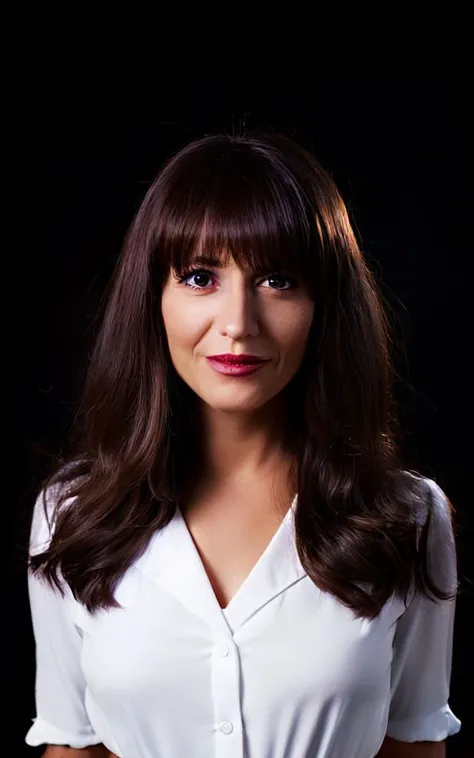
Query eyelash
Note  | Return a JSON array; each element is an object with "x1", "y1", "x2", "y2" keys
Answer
[{"x1": 177, "y1": 267, "x2": 298, "y2": 292}]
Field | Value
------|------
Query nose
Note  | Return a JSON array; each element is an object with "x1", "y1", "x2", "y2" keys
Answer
[{"x1": 218, "y1": 283, "x2": 260, "y2": 341}]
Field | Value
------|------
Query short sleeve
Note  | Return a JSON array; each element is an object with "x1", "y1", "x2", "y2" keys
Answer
[
  {"x1": 385, "y1": 478, "x2": 462, "y2": 742},
  {"x1": 25, "y1": 488, "x2": 102, "y2": 749}
]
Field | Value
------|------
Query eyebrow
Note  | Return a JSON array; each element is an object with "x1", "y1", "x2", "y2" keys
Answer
[{"x1": 188, "y1": 254, "x2": 227, "y2": 269}]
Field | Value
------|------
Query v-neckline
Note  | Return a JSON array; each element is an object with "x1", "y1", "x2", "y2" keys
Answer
[
  {"x1": 176, "y1": 496, "x2": 298, "y2": 614},
  {"x1": 134, "y1": 494, "x2": 307, "y2": 635}
]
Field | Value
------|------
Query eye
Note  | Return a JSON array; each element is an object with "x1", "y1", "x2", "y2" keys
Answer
[
  {"x1": 259, "y1": 274, "x2": 296, "y2": 291},
  {"x1": 178, "y1": 268, "x2": 216, "y2": 290}
]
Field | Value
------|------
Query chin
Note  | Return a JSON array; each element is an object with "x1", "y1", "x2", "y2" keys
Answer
[
  {"x1": 200, "y1": 388, "x2": 271, "y2": 414},
  {"x1": 201, "y1": 379, "x2": 289, "y2": 414},
  {"x1": 205, "y1": 399, "x2": 267, "y2": 414}
]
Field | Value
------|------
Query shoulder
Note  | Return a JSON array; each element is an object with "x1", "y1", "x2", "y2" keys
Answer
[
  {"x1": 30, "y1": 474, "x2": 78, "y2": 556},
  {"x1": 403, "y1": 471, "x2": 453, "y2": 526},
  {"x1": 405, "y1": 473, "x2": 457, "y2": 591}
]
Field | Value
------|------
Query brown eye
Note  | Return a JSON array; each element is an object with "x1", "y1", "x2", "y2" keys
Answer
[
  {"x1": 179, "y1": 269, "x2": 215, "y2": 289},
  {"x1": 260, "y1": 274, "x2": 296, "y2": 291}
]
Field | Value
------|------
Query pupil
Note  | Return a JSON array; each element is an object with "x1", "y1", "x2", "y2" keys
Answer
[
  {"x1": 270, "y1": 276, "x2": 285, "y2": 288},
  {"x1": 195, "y1": 272, "x2": 209, "y2": 286}
]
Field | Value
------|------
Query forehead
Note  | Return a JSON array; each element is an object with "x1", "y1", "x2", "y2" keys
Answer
[
  {"x1": 170, "y1": 225, "x2": 304, "y2": 277},
  {"x1": 181, "y1": 249, "x2": 270, "y2": 273}
]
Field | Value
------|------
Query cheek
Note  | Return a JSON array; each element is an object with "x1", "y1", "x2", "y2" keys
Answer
[
  {"x1": 161, "y1": 296, "x2": 210, "y2": 356},
  {"x1": 270, "y1": 304, "x2": 314, "y2": 361}
]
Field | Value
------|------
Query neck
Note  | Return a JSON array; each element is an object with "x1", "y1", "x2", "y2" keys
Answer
[{"x1": 197, "y1": 398, "x2": 294, "y2": 486}]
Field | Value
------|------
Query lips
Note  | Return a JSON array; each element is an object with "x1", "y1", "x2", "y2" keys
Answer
[
  {"x1": 207, "y1": 354, "x2": 268, "y2": 365},
  {"x1": 206, "y1": 354, "x2": 269, "y2": 377}
]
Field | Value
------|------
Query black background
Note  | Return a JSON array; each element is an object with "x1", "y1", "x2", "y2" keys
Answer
[{"x1": 3, "y1": 3, "x2": 471, "y2": 756}]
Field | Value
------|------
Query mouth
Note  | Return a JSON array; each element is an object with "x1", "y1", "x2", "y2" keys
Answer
[
  {"x1": 206, "y1": 353, "x2": 270, "y2": 377},
  {"x1": 208, "y1": 354, "x2": 268, "y2": 365}
]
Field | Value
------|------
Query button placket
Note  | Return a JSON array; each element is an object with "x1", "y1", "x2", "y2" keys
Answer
[{"x1": 211, "y1": 638, "x2": 244, "y2": 756}]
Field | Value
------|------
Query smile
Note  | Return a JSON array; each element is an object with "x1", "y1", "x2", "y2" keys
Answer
[{"x1": 206, "y1": 354, "x2": 270, "y2": 377}]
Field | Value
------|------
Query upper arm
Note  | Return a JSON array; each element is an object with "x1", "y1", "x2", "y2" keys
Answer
[
  {"x1": 384, "y1": 479, "x2": 461, "y2": 744},
  {"x1": 376, "y1": 734, "x2": 446, "y2": 757},
  {"x1": 42, "y1": 746, "x2": 114, "y2": 758}
]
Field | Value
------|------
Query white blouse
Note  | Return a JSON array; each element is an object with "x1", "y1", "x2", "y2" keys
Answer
[{"x1": 25, "y1": 475, "x2": 461, "y2": 758}]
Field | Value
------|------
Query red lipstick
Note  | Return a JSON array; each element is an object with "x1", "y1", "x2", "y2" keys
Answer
[{"x1": 206, "y1": 353, "x2": 269, "y2": 377}]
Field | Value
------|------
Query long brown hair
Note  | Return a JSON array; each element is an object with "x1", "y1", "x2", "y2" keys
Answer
[{"x1": 30, "y1": 132, "x2": 457, "y2": 619}]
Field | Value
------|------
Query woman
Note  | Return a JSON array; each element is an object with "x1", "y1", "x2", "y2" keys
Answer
[{"x1": 25, "y1": 133, "x2": 461, "y2": 758}]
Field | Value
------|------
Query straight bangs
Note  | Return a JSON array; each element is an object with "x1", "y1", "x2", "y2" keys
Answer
[{"x1": 151, "y1": 140, "x2": 323, "y2": 293}]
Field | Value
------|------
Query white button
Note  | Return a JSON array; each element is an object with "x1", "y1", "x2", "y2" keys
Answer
[
  {"x1": 220, "y1": 645, "x2": 230, "y2": 657},
  {"x1": 219, "y1": 721, "x2": 233, "y2": 735}
]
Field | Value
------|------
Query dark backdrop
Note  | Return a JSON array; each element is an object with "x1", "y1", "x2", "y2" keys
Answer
[{"x1": 3, "y1": 4, "x2": 471, "y2": 756}]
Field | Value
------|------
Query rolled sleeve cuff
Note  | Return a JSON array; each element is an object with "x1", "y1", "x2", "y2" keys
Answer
[
  {"x1": 386, "y1": 703, "x2": 461, "y2": 743},
  {"x1": 25, "y1": 716, "x2": 102, "y2": 749}
]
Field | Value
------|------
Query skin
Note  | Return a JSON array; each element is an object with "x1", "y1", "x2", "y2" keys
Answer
[
  {"x1": 375, "y1": 735, "x2": 446, "y2": 757},
  {"x1": 42, "y1": 747, "x2": 116, "y2": 757},
  {"x1": 161, "y1": 254, "x2": 314, "y2": 488}
]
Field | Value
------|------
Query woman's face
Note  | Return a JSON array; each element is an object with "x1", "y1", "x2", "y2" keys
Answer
[{"x1": 161, "y1": 254, "x2": 314, "y2": 414}]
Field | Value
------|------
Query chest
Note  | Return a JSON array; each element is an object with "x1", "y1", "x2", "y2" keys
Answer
[
  {"x1": 182, "y1": 504, "x2": 287, "y2": 609},
  {"x1": 69, "y1": 502, "x2": 403, "y2": 758},
  {"x1": 76, "y1": 574, "x2": 401, "y2": 717}
]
